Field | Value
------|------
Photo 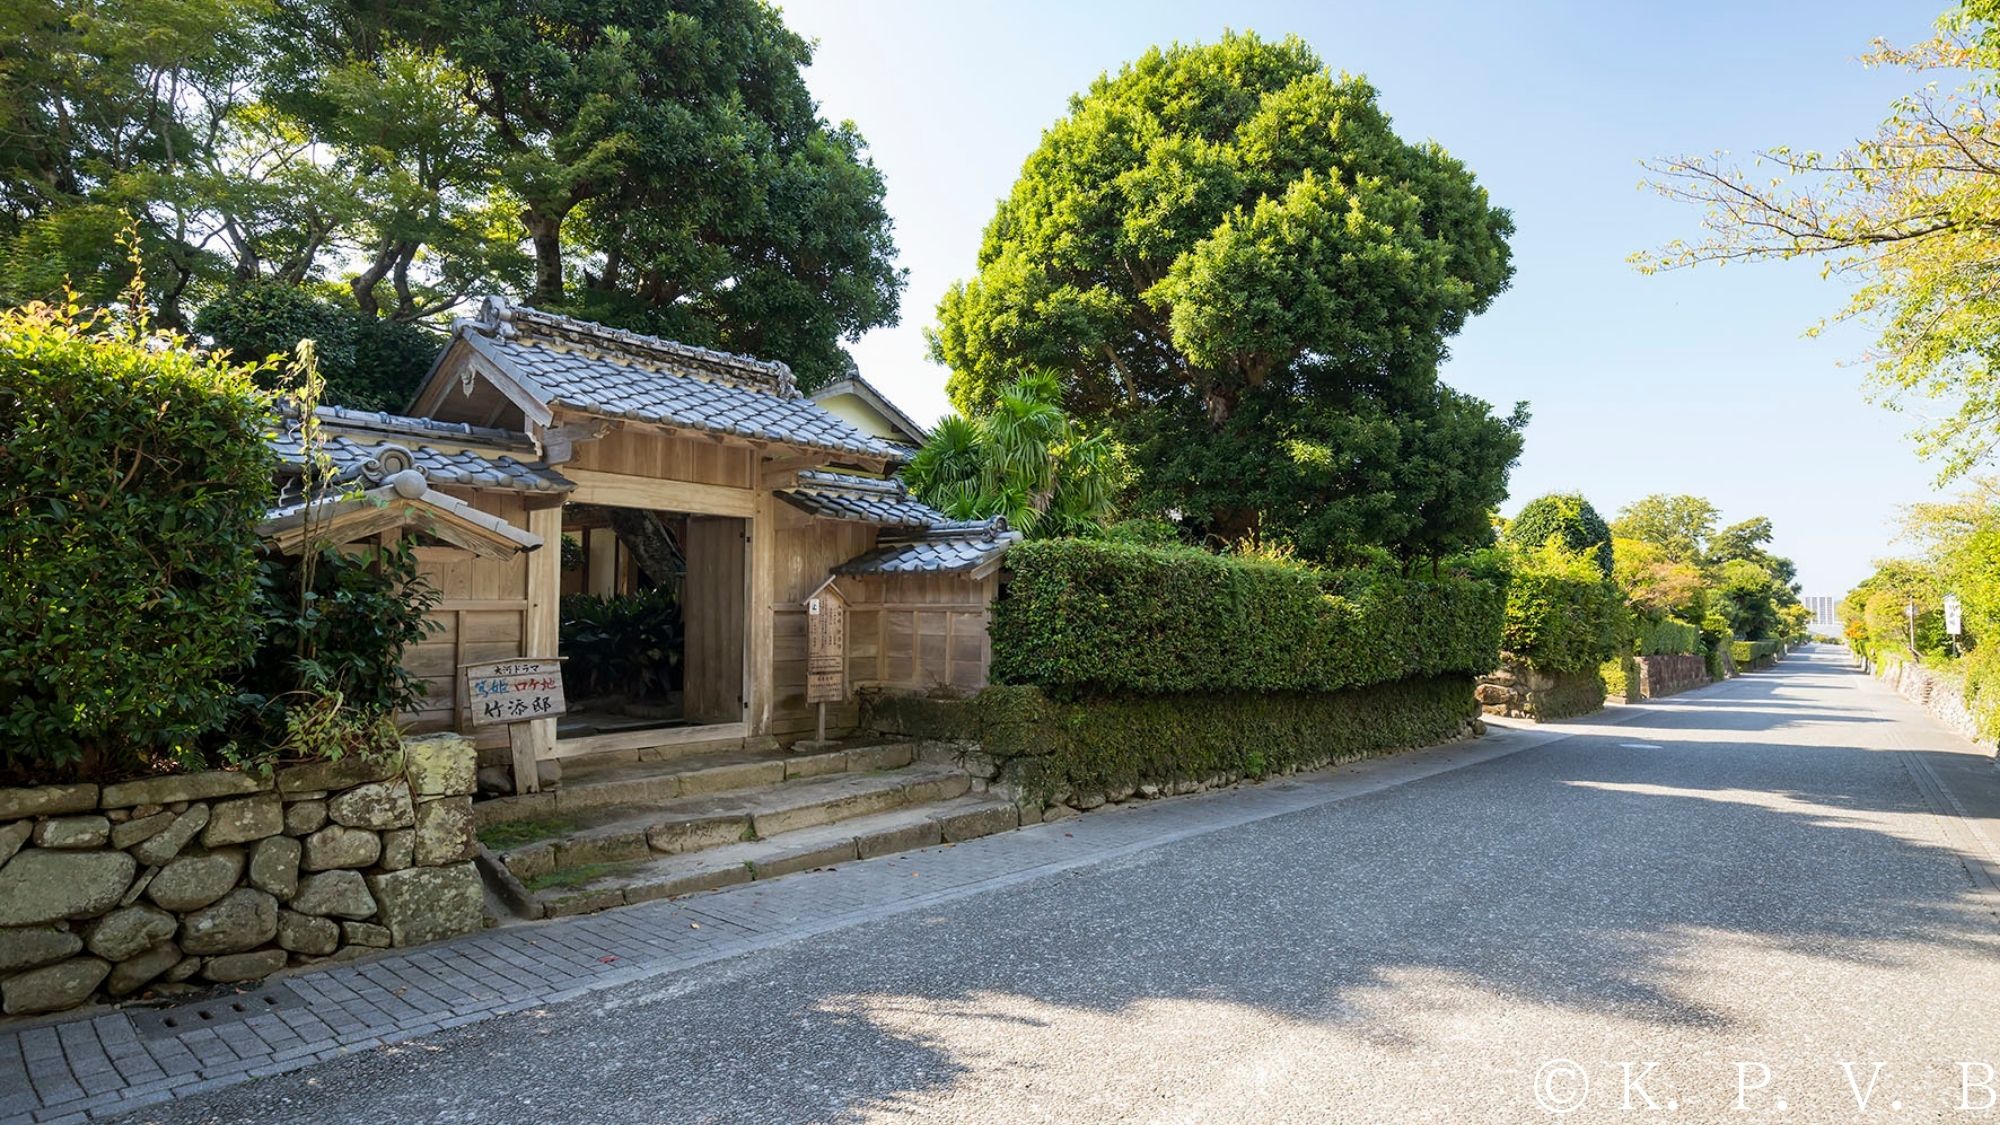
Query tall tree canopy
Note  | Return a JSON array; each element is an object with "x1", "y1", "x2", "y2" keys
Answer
[
  {"x1": 1503, "y1": 493, "x2": 1615, "y2": 576},
  {"x1": 1639, "y1": 1, "x2": 2000, "y2": 481},
  {"x1": 929, "y1": 31, "x2": 1521, "y2": 562},
  {"x1": 1611, "y1": 494, "x2": 1720, "y2": 565},
  {"x1": 0, "y1": 0, "x2": 903, "y2": 395}
]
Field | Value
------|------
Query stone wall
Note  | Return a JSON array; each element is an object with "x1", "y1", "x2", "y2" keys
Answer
[
  {"x1": 1634, "y1": 654, "x2": 1709, "y2": 700},
  {"x1": 1875, "y1": 658, "x2": 1986, "y2": 747},
  {"x1": 1475, "y1": 659, "x2": 1605, "y2": 721},
  {"x1": 862, "y1": 677, "x2": 1485, "y2": 823},
  {"x1": 0, "y1": 735, "x2": 484, "y2": 1016}
]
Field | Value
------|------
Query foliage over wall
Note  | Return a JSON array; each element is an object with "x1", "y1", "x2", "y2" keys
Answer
[
  {"x1": 0, "y1": 301, "x2": 275, "y2": 773},
  {"x1": 1635, "y1": 617, "x2": 1701, "y2": 657},
  {"x1": 1731, "y1": 639, "x2": 1785, "y2": 669},
  {"x1": 990, "y1": 539, "x2": 1504, "y2": 696},
  {"x1": 1500, "y1": 541, "x2": 1622, "y2": 675}
]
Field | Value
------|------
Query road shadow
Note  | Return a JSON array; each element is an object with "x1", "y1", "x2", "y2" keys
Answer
[{"x1": 128, "y1": 648, "x2": 2000, "y2": 1124}]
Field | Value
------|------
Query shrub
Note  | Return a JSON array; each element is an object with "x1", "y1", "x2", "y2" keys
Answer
[
  {"x1": 1634, "y1": 617, "x2": 1701, "y2": 656},
  {"x1": 0, "y1": 301, "x2": 275, "y2": 775},
  {"x1": 196, "y1": 282, "x2": 441, "y2": 411},
  {"x1": 1504, "y1": 492, "x2": 1614, "y2": 576},
  {"x1": 1731, "y1": 639, "x2": 1785, "y2": 669},
  {"x1": 231, "y1": 542, "x2": 441, "y2": 759},
  {"x1": 1502, "y1": 541, "x2": 1622, "y2": 674},
  {"x1": 560, "y1": 589, "x2": 684, "y2": 699},
  {"x1": 1601, "y1": 655, "x2": 1639, "y2": 703},
  {"x1": 990, "y1": 539, "x2": 1504, "y2": 696}
]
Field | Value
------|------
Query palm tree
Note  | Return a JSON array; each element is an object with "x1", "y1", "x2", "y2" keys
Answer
[{"x1": 904, "y1": 373, "x2": 1122, "y2": 536}]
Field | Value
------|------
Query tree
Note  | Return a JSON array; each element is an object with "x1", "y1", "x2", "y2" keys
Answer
[
  {"x1": 1638, "y1": 1, "x2": 2000, "y2": 481},
  {"x1": 1709, "y1": 516, "x2": 1800, "y2": 594},
  {"x1": 1710, "y1": 559, "x2": 1785, "y2": 642},
  {"x1": 4, "y1": 0, "x2": 902, "y2": 391},
  {"x1": 1612, "y1": 536, "x2": 1707, "y2": 623},
  {"x1": 1612, "y1": 494, "x2": 1719, "y2": 564},
  {"x1": 904, "y1": 374, "x2": 1124, "y2": 538},
  {"x1": 194, "y1": 282, "x2": 441, "y2": 409},
  {"x1": 1503, "y1": 493, "x2": 1614, "y2": 576},
  {"x1": 437, "y1": 0, "x2": 906, "y2": 387},
  {"x1": 930, "y1": 32, "x2": 1518, "y2": 559}
]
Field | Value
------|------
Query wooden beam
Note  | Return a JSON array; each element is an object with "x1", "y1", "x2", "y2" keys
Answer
[
  {"x1": 564, "y1": 467, "x2": 756, "y2": 517},
  {"x1": 549, "y1": 721, "x2": 748, "y2": 760}
]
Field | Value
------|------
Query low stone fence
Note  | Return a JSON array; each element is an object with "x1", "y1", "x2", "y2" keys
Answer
[
  {"x1": 0, "y1": 735, "x2": 483, "y2": 1016},
  {"x1": 1634, "y1": 654, "x2": 1708, "y2": 700},
  {"x1": 862, "y1": 676, "x2": 1483, "y2": 822},
  {"x1": 1475, "y1": 660, "x2": 1604, "y2": 721},
  {"x1": 1875, "y1": 658, "x2": 1986, "y2": 747}
]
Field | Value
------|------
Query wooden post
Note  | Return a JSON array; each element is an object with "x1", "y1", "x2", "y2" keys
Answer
[{"x1": 517, "y1": 503, "x2": 563, "y2": 794}]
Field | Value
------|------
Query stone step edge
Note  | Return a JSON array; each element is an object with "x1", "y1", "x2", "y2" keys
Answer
[
  {"x1": 472, "y1": 742, "x2": 919, "y2": 829},
  {"x1": 494, "y1": 767, "x2": 975, "y2": 881},
  {"x1": 531, "y1": 796, "x2": 1025, "y2": 919}
]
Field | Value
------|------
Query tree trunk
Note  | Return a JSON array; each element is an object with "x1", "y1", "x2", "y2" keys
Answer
[{"x1": 523, "y1": 209, "x2": 564, "y2": 305}]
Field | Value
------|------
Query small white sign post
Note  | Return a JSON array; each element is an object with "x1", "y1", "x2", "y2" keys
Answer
[
  {"x1": 462, "y1": 658, "x2": 567, "y2": 794},
  {"x1": 1945, "y1": 593, "x2": 1963, "y2": 638}
]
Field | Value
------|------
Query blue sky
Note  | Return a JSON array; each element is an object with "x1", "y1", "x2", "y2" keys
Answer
[{"x1": 784, "y1": 0, "x2": 1951, "y2": 596}]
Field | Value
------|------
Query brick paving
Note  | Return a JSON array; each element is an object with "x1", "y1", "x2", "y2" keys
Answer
[{"x1": 0, "y1": 721, "x2": 1578, "y2": 1125}]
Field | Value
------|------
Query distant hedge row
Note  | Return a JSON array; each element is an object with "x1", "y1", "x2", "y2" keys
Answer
[
  {"x1": 1732, "y1": 639, "x2": 1785, "y2": 669},
  {"x1": 990, "y1": 539, "x2": 1504, "y2": 695},
  {"x1": 1635, "y1": 617, "x2": 1701, "y2": 657}
]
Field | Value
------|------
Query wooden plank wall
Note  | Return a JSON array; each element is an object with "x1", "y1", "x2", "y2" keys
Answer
[
  {"x1": 842, "y1": 573, "x2": 995, "y2": 696},
  {"x1": 567, "y1": 425, "x2": 754, "y2": 488},
  {"x1": 769, "y1": 503, "x2": 877, "y2": 736},
  {"x1": 683, "y1": 515, "x2": 747, "y2": 723},
  {"x1": 401, "y1": 489, "x2": 532, "y2": 751}
]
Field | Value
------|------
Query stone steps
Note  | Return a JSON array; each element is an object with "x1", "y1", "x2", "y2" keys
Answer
[
  {"x1": 472, "y1": 740, "x2": 918, "y2": 829},
  {"x1": 473, "y1": 739, "x2": 1017, "y2": 920},
  {"x1": 528, "y1": 794, "x2": 1023, "y2": 918}
]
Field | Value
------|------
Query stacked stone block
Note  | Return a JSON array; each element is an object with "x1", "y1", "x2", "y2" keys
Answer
[{"x1": 0, "y1": 734, "x2": 483, "y2": 1016}]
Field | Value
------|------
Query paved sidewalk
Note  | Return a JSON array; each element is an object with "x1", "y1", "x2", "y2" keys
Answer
[{"x1": 0, "y1": 716, "x2": 1577, "y2": 1124}]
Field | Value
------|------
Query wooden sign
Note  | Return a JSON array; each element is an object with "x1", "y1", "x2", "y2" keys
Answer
[
  {"x1": 806, "y1": 582, "x2": 848, "y2": 705},
  {"x1": 462, "y1": 658, "x2": 567, "y2": 727}
]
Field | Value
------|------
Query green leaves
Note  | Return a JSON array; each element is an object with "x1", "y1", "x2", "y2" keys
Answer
[
  {"x1": 989, "y1": 538, "x2": 1505, "y2": 695},
  {"x1": 904, "y1": 374, "x2": 1126, "y2": 538},
  {"x1": 0, "y1": 301, "x2": 275, "y2": 773},
  {"x1": 931, "y1": 30, "x2": 1516, "y2": 562}
]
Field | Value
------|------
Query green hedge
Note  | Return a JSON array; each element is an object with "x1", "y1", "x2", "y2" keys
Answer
[
  {"x1": 867, "y1": 677, "x2": 1479, "y2": 804},
  {"x1": 990, "y1": 540, "x2": 1504, "y2": 695},
  {"x1": 1502, "y1": 541, "x2": 1621, "y2": 674},
  {"x1": 1601, "y1": 655, "x2": 1639, "y2": 703},
  {"x1": 1731, "y1": 639, "x2": 1785, "y2": 669},
  {"x1": 1635, "y1": 617, "x2": 1700, "y2": 656},
  {"x1": 0, "y1": 304, "x2": 275, "y2": 773}
]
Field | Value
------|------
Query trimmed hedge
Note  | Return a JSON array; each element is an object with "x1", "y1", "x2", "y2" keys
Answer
[
  {"x1": 990, "y1": 540, "x2": 1504, "y2": 695},
  {"x1": 1732, "y1": 639, "x2": 1785, "y2": 669},
  {"x1": 1501, "y1": 541, "x2": 1621, "y2": 674},
  {"x1": 1635, "y1": 617, "x2": 1700, "y2": 656},
  {"x1": 867, "y1": 676, "x2": 1479, "y2": 804},
  {"x1": 0, "y1": 305, "x2": 275, "y2": 773}
]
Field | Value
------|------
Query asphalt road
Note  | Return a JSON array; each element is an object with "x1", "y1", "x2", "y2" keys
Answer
[{"x1": 118, "y1": 649, "x2": 2000, "y2": 1123}]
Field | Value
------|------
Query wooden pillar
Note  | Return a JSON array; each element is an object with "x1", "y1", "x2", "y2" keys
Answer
[
  {"x1": 745, "y1": 466, "x2": 776, "y2": 738},
  {"x1": 516, "y1": 503, "x2": 562, "y2": 793}
]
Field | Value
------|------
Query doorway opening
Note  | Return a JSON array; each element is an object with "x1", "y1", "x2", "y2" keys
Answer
[{"x1": 556, "y1": 503, "x2": 746, "y2": 744}]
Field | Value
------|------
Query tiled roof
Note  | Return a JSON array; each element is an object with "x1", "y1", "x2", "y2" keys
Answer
[
  {"x1": 777, "y1": 471, "x2": 948, "y2": 530},
  {"x1": 835, "y1": 520, "x2": 1021, "y2": 578},
  {"x1": 458, "y1": 298, "x2": 902, "y2": 463},
  {"x1": 269, "y1": 408, "x2": 572, "y2": 500}
]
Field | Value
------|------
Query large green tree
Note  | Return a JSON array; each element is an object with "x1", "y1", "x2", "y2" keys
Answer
[
  {"x1": 1611, "y1": 494, "x2": 1719, "y2": 564},
  {"x1": 1, "y1": 0, "x2": 903, "y2": 392},
  {"x1": 930, "y1": 32, "x2": 1520, "y2": 561}
]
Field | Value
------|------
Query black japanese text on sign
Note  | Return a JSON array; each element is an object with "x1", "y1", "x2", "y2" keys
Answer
[{"x1": 462, "y1": 658, "x2": 567, "y2": 727}]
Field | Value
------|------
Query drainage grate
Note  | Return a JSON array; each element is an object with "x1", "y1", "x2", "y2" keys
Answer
[{"x1": 130, "y1": 983, "x2": 305, "y2": 1039}]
